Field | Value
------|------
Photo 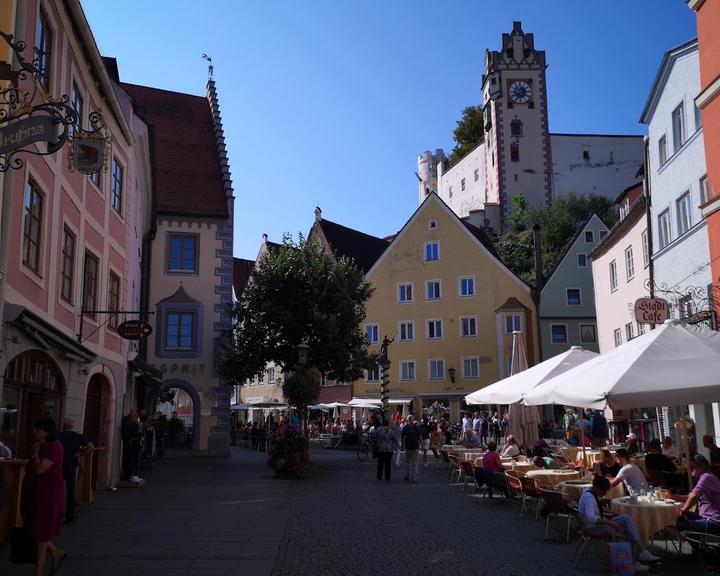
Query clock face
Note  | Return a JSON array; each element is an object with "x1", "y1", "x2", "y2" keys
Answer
[{"x1": 509, "y1": 81, "x2": 532, "y2": 104}]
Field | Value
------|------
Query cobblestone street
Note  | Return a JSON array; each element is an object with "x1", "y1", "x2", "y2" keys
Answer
[{"x1": 0, "y1": 447, "x2": 705, "y2": 576}]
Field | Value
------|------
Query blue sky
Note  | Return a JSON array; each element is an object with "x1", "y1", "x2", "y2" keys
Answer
[{"x1": 81, "y1": 0, "x2": 697, "y2": 260}]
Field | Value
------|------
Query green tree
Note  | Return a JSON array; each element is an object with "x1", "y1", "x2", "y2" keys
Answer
[
  {"x1": 219, "y1": 235, "x2": 377, "y2": 399},
  {"x1": 282, "y1": 367, "x2": 322, "y2": 420},
  {"x1": 448, "y1": 105, "x2": 484, "y2": 167}
]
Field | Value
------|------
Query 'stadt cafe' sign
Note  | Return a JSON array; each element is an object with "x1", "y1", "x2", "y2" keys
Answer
[{"x1": 634, "y1": 298, "x2": 669, "y2": 324}]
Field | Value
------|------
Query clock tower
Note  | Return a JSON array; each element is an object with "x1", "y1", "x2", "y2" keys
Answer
[{"x1": 482, "y1": 21, "x2": 552, "y2": 231}]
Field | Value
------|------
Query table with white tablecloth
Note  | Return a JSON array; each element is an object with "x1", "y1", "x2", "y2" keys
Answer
[
  {"x1": 559, "y1": 480, "x2": 624, "y2": 501},
  {"x1": 610, "y1": 497, "x2": 681, "y2": 545},
  {"x1": 525, "y1": 469, "x2": 582, "y2": 486}
]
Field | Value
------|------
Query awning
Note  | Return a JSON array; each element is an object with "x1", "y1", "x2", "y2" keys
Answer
[
  {"x1": 4, "y1": 303, "x2": 96, "y2": 363},
  {"x1": 230, "y1": 403, "x2": 251, "y2": 411},
  {"x1": 129, "y1": 354, "x2": 162, "y2": 390},
  {"x1": 388, "y1": 398, "x2": 414, "y2": 404}
]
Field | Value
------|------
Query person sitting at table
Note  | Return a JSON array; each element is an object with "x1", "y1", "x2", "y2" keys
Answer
[
  {"x1": 703, "y1": 434, "x2": 720, "y2": 465},
  {"x1": 501, "y1": 435, "x2": 520, "y2": 458},
  {"x1": 474, "y1": 441, "x2": 506, "y2": 498},
  {"x1": 594, "y1": 449, "x2": 621, "y2": 477},
  {"x1": 578, "y1": 475, "x2": 660, "y2": 569},
  {"x1": 610, "y1": 448, "x2": 648, "y2": 495},
  {"x1": 667, "y1": 455, "x2": 720, "y2": 534},
  {"x1": 662, "y1": 436, "x2": 680, "y2": 462},
  {"x1": 644, "y1": 438, "x2": 675, "y2": 475},
  {"x1": 625, "y1": 433, "x2": 640, "y2": 455},
  {"x1": 533, "y1": 438, "x2": 552, "y2": 458},
  {"x1": 533, "y1": 455, "x2": 561, "y2": 470},
  {"x1": 461, "y1": 429, "x2": 482, "y2": 449}
]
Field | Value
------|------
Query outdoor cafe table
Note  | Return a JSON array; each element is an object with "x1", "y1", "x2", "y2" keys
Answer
[
  {"x1": 559, "y1": 479, "x2": 624, "y2": 501},
  {"x1": 559, "y1": 446, "x2": 579, "y2": 462},
  {"x1": 504, "y1": 461, "x2": 537, "y2": 473},
  {"x1": 576, "y1": 450, "x2": 613, "y2": 468},
  {"x1": 525, "y1": 469, "x2": 582, "y2": 487},
  {"x1": 610, "y1": 496, "x2": 681, "y2": 545},
  {"x1": 459, "y1": 451, "x2": 485, "y2": 462}
]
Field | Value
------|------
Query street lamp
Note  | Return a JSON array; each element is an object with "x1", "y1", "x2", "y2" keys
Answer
[
  {"x1": 448, "y1": 366, "x2": 456, "y2": 383},
  {"x1": 295, "y1": 342, "x2": 310, "y2": 367}
]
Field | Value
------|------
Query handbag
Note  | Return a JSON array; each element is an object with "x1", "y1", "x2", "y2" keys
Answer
[{"x1": 9, "y1": 526, "x2": 35, "y2": 564}]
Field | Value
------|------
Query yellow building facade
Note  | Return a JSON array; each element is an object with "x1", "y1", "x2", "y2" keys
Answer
[{"x1": 355, "y1": 194, "x2": 539, "y2": 421}]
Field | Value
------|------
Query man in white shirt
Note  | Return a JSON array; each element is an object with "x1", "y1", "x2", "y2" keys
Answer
[
  {"x1": 610, "y1": 448, "x2": 648, "y2": 494},
  {"x1": 578, "y1": 475, "x2": 659, "y2": 571},
  {"x1": 462, "y1": 412, "x2": 473, "y2": 433},
  {"x1": 501, "y1": 435, "x2": 521, "y2": 458},
  {"x1": 662, "y1": 436, "x2": 679, "y2": 461}
]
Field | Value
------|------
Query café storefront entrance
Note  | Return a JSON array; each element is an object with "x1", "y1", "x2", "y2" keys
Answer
[{"x1": 0, "y1": 350, "x2": 65, "y2": 458}]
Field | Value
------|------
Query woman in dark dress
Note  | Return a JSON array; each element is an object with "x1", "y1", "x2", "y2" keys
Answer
[{"x1": 23, "y1": 418, "x2": 67, "y2": 576}]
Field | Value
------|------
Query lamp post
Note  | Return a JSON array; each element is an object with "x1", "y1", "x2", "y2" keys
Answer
[
  {"x1": 295, "y1": 342, "x2": 310, "y2": 367},
  {"x1": 448, "y1": 367, "x2": 456, "y2": 384}
]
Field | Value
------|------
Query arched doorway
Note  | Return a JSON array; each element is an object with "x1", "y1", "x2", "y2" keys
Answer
[
  {"x1": 0, "y1": 350, "x2": 65, "y2": 457},
  {"x1": 82, "y1": 373, "x2": 113, "y2": 488},
  {"x1": 153, "y1": 379, "x2": 201, "y2": 451}
]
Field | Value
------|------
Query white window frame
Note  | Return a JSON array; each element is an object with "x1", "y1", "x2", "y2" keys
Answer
[
  {"x1": 399, "y1": 360, "x2": 416, "y2": 382},
  {"x1": 577, "y1": 253, "x2": 587, "y2": 268},
  {"x1": 584, "y1": 231, "x2": 594, "y2": 243},
  {"x1": 658, "y1": 134, "x2": 667, "y2": 166},
  {"x1": 460, "y1": 315, "x2": 478, "y2": 338},
  {"x1": 676, "y1": 191, "x2": 691, "y2": 236},
  {"x1": 505, "y1": 314, "x2": 522, "y2": 334},
  {"x1": 398, "y1": 321, "x2": 415, "y2": 342},
  {"x1": 614, "y1": 328, "x2": 622, "y2": 348},
  {"x1": 625, "y1": 246, "x2": 634, "y2": 281},
  {"x1": 672, "y1": 102, "x2": 686, "y2": 153},
  {"x1": 267, "y1": 367, "x2": 276, "y2": 384},
  {"x1": 365, "y1": 324, "x2": 379, "y2": 344},
  {"x1": 599, "y1": 230, "x2": 608, "y2": 240},
  {"x1": 426, "y1": 318, "x2": 443, "y2": 341},
  {"x1": 459, "y1": 275, "x2": 476, "y2": 298},
  {"x1": 700, "y1": 175, "x2": 709, "y2": 205},
  {"x1": 550, "y1": 324, "x2": 568, "y2": 344},
  {"x1": 365, "y1": 364, "x2": 381, "y2": 383},
  {"x1": 425, "y1": 279, "x2": 442, "y2": 301},
  {"x1": 461, "y1": 356, "x2": 480, "y2": 379},
  {"x1": 638, "y1": 323, "x2": 646, "y2": 336},
  {"x1": 642, "y1": 230, "x2": 649, "y2": 268},
  {"x1": 397, "y1": 282, "x2": 414, "y2": 304},
  {"x1": 625, "y1": 322, "x2": 635, "y2": 342},
  {"x1": 428, "y1": 358, "x2": 445, "y2": 380},
  {"x1": 566, "y1": 288, "x2": 582, "y2": 306},
  {"x1": 609, "y1": 260, "x2": 618, "y2": 292},
  {"x1": 658, "y1": 209, "x2": 671, "y2": 249},
  {"x1": 424, "y1": 240, "x2": 440, "y2": 262}
]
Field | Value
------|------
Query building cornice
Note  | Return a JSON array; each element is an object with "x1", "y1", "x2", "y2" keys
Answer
[
  {"x1": 696, "y1": 74, "x2": 720, "y2": 110},
  {"x1": 687, "y1": 0, "x2": 706, "y2": 11}
]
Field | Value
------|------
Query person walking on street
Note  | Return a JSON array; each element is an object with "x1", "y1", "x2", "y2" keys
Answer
[
  {"x1": 58, "y1": 418, "x2": 94, "y2": 524},
  {"x1": 393, "y1": 419, "x2": 403, "y2": 467},
  {"x1": 402, "y1": 415, "x2": 421, "y2": 483},
  {"x1": 373, "y1": 418, "x2": 398, "y2": 481},
  {"x1": 420, "y1": 416, "x2": 431, "y2": 466}
]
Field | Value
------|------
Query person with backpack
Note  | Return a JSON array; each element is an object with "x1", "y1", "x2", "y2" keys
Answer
[
  {"x1": 373, "y1": 418, "x2": 399, "y2": 481},
  {"x1": 402, "y1": 415, "x2": 421, "y2": 483}
]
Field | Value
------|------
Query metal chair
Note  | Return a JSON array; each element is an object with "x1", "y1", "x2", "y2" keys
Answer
[
  {"x1": 460, "y1": 460, "x2": 476, "y2": 491},
  {"x1": 519, "y1": 475, "x2": 544, "y2": 519},
  {"x1": 439, "y1": 450, "x2": 451, "y2": 475},
  {"x1": 540, "y1": 488, "x2": 574, "y2": 542},
  {"x1": 431, "y1": 446, "x2": 443, "y2": 469},
  {"x1": 448, "y1": 455, "x2": 463, "y2": 484},
  {"x1": 505, "y1": 471, "x2": 525, "y2": 507},
  {"x1": 567, "y1": 501, "x2": 626, "y2": 566}
]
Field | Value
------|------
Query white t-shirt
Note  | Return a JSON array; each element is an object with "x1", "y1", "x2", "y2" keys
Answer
[
  {"x1": 462, "y1": 417, "x2": 472, "y2": 431},
  {"x1": 502, "y1": 443, "x2": 520, "y2": 458},
  {"x1": 616, "y1": 463, "x2": 648, "y2": 493}
]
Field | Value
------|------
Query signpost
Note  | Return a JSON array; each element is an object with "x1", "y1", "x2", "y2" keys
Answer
[{"x1": 634, "y1": 298, "x2": 669, "y2": 325}]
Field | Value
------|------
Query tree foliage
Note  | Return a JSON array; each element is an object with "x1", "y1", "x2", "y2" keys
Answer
[
  {"x1": 282, "y1": 367, "x2": 322, "y2": 417},
  {"x1": 494, "y1": 193, "x2": 619, "y2": 288},
  {"x1": 448, "y1": 105, "x2": 484, "y2": 167},
  {"x1": 219, "y1": 235, "x2": 377, "y2": 390}
]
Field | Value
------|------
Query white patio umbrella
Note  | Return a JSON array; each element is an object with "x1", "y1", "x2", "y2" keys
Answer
[
  {"x1": 465, "y1": 346, "x2": 599, "y2": 405},
  {"x1": 348, "y1": 398, "x2": 382, "y2": 407},
  {"x1": 506, "y1": 331, "x2": 541, "y2": 449},
  {"x1": 523, "y1": 319, "x2": 720, "y2": 410},
  {"x1": 325, "y1": 401, "x2": 348, "y2": 420}
]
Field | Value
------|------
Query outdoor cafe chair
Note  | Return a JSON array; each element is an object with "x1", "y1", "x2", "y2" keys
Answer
[
  {"x1": 440, "y1": 450, "x2": 451, "y2": 475},
  {"x1": 646, "y1": 468, "x2": 665, "y2": 488},
  {"x1": 540, "y1": 488, "x2": 574, "y2": 542},
  {"x1": 492, "y1": 471, "x2": 510, "y2": 503},
  {"x1": 519, "y1": 475, "x2": 544, "y2": 520},
  {"x1": 448, "y1": 455, "x2": 463, "y2": 484},
  {"x1": 460, "y1": 460, "x2": 476, "y2": 491},
  {"x1": 567, "y1": 501, "x2": 628, "y2": 566},
  {"x1": 505, "y1": 471, "x2": 525, "y2": 509},
  {"x1": 680, "y1": 529, "x2": 720, "y2": 571},
  {"x1": 431, "y1": 446, "x2": 443, "y2": 469}
]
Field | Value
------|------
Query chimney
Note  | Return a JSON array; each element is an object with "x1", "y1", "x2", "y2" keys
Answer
[
  {"x1": 262, "y1": 233, "x2": 268, "y2": 243},
  {"x1": 314, "y1": 206, "x2": 322, "y2": 222},
  {"x1": 533, "y1": 224, "x2": 543, "y2": 294}
]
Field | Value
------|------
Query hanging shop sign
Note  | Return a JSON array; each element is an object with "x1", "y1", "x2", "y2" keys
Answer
[
  {"x1": 117, "y1": 320, "x2": 153, "y2": 341},
  {"x1": 68, "y1": 110, "x2": 112, "y2": 175},
  {"x1": 634, "y1": 298, "x2": 669, "y2": 325},
  {"x1": 0, "y1": 115, "x2": 57, "y2": 155}
]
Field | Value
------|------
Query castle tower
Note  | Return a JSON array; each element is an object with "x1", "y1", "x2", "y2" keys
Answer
[
  {"x1": 417, "y1": 149, "x2": 445, "y2": 204},
  {"x1": 482, "y1": 21, "x2": 553, "y2": 230}
]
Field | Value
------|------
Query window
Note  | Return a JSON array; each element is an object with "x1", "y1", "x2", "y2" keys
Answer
[
  {"x1": 22, "y1": 181, "x2": 43, "y2": 273},
  {"x1": 580, "y1": 324, "x2": 596, "y2": 344},
  {"x1": 398, "y1": 283, "x2": 413, "y2": 303},
  {"x1": 658, "y1": 209, "x2": 671, "y2": 249},
  {"x1": 399, "y1": 321, "x2": 414, "y2": 342},
  {"x1": 449, "y1": 186, "x2": 453, "y2": 198},
  {"x1": 82, "y1": 251, "x2": 99, "y2": 317},
  {"x1": 577, "y1": 254, "x2": 587, "y2": 268},
  {"x1": 424, "y1": 241, "x2": 439, "y2": 261},
  {"x1": 60, "y1": 227, "x2": 75, "y2": 303},
  {"x1": 400, "y1": 361, "x2": 416, "y2": 381},
  {"x1": 676, "y1": 192, "x2": 691, "y2": 236},
  {"x1": 462, "y1": 357, "x2": 479, "y2": 379},
  {"x1": 642, "y1": 230, "x2": 649, "y2": 268},
  {"x1": 427, "y1": 319, "x2": 443, "y2": 340},
  {"x1": 511, "y1": 118, "x2": 523, "y2": 136},
  {"x1": 505, "y1": 315, "x2": 521, "y2": 334},
  {"x1": 165, "y1": 312, "x2": 195, "y2": 349},
  {"x1": 625, "y1": 246, "x2": 634, "y2": 281},
  {"x1": 551, "y1": 324, "x2": 567, "y2": 344},
  {"x1": 609, "y1": 260, "x2": 618, "y2": 292},
  {"x1": 510, "y1": 141, "x2": 519, "y2": 162},
  {"x1": 267, "y1": 367, "x2": 276, "y2": 383},
  {"x1": 90, "y1": 166, "x2": 101, "y2": 189},
  {"x1": 366, "y1": 365, "x2": 380, "y2": 382},
  {"x1": 474, "y1": 168, "x2": 479, "y2": 182},
  {"x1": 566, "y1": 288, "x2": 581, "y2": 306},
  {"x1": 460, "y1": 316, "x2": 477, "y2": 338},
  {"x1": 366, "y1": 324, "x2": 379, "y2": 344},
  {"x1": 638, "y1": 323, "x2": 646, "y2": 336},
  {"x1": 426, "y1": 280, "x2": 441, "y2": 301},
  {"x1": 35, "y1": 8, "x2": 52, "y2": 91},
  {"x1": 428, "y1": 220, "x2": 437, "y2": 229},
  {"x1": 625, "y1": 322, "x2": 635, "y2": 341},
  {"x1": 700, "y1": 175, "x2": 709, "y2": 205},
  {"x1": 695, "y1": 101, "x2": 702, "y2": 131},
  {"x1": 71, "y1": 82, "x2": 83, "y2": 135},
  {"x1": 619, "y1": 198, "x2": 630, "y2": 219},
  {"x1": 585, "y1": 231, "x2": 594, "y2": 243},
  {"x1": 672, "y1": 102, "x2": 685, "y2": 153},
  {"x1": 428, "y1": 359, "x2": 445, "y2": 380},
  {"x1": 459, "y1": 276, "x2": 475, "y2": 297},
  {"x1": 614, "y1": 328, "x2": 622, "y2": 348},
  {"x1": 111, "y1": 158, "x2": 123, "y2": 213},
  {"x1": 582, "y1": 149, "x2": 590, "y2": 162},
  {"x1": 108, "y1": 272, "x2": 120, "y2": 329},
  {"x1": 658, "y1": 135, "x2": 667, "y2": 166},
  {"x1": 461, "y1": 178, "x2": 466, "y2": 191},
  {"x1": 167, "y1": 234, "x2": 198, "y2": 273},
  {"x1": 600, "y1": 230, "x2": 608, "y2": 240}
]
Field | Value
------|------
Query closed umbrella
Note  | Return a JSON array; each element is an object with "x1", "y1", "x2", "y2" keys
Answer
[{"x1": 507, "y1": 331, "x2": 540, "y2": 450}]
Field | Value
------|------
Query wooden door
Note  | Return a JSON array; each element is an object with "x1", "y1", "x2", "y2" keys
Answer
[{"x1": 83, "y1": 375, "x2": 103, "y2": 487}]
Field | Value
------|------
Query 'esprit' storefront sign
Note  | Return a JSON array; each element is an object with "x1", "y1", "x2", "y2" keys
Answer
[{"x1": 634, "y1": 298, "x2": 669, "y2": 324}]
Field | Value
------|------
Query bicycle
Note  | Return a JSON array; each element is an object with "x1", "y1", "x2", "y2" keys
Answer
[{"x1": 357, "y1": 432, "x2": 376, "y2": 461}]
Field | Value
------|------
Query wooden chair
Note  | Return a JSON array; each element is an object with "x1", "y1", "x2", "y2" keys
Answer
[
  {"x1": 440, "y1": 450, "x2": 451, "y2": 475},
  {"x1": 448, "y1": 455, "x2": 463, "y2": 484},
  {"x1": 492, "y1": 471, "x2": 509, "y2": 502},
  {"x1": 540, "y1": 488, "x2": 574, "y2": 542},
  {"x1": 460, "y1": 460, "x2": 476, "y2": 491},
  {"x1": 519, "y1": 475, "x2": 544, "y2": 520},
  {"x1": 505, "y1": 471, "x2": 525, "y2": 508}
]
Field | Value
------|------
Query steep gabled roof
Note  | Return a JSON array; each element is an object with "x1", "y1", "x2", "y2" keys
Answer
[
  {"x1": 121, "y1": 83, "x2": 228, "y2": 218},
  {"x1": 159, "y1": 285, "x2": 200, "y2": 304},
  {"x1": 462, "y1": 220, "x2": 500, "y2": 259},
  {"x1": 233, "y1": 258, "x2": 255, "y2": 297},
  {"x1": 495, "y1": 297, "x2": 530, "y2": 312},
  {"x1": 313, "y1": 218, "x2": 390, "y2": 274}
]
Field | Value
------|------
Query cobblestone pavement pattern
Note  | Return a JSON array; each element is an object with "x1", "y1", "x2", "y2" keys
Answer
[{"x1": 0, "y1": 447, "x2": 704, "y2": 576}]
